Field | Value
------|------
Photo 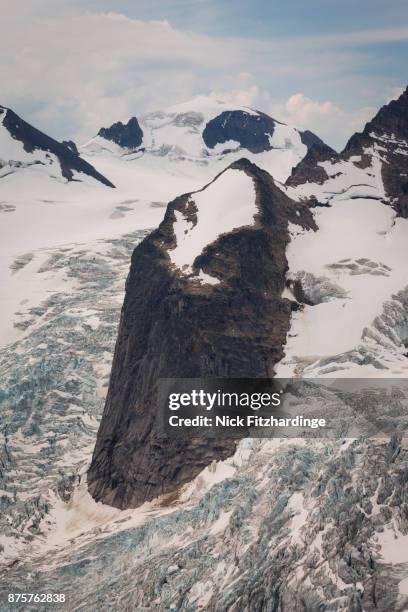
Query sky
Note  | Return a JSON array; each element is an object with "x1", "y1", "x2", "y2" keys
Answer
[{"x1": 1, "y1": 0, "x2": 407, "y2": 150}]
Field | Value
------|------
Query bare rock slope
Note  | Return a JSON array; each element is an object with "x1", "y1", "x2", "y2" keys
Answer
[{"x1": 88, "y1": 159, "x2": 316, "y2": 508}]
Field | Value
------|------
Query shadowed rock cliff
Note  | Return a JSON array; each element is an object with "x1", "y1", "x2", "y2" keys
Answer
[{"x1": 88, "y1": 159, "x2": 316, "y2": 509}]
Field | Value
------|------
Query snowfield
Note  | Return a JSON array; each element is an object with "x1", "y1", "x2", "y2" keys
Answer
[
  {"x1": 169, "y1": 168, "x2": 257, "y2": 278},
  {"x1": 0, "y1": 170, "x2": 166, "y2": 348},
  {"x1": 277, "y1": 199, "x2": 408, "y2": 375},
  {"x1": 278, "y1": 147, "x2": 408, "y2": 378}
]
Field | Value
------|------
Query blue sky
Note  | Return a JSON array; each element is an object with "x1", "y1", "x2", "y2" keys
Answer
[{"x1": 1, "y1": 1, "x2": 407, "y2": 149}]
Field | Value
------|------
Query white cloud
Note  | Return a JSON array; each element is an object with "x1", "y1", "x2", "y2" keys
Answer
[
  {"x1": 0, "y1": 11, "x2": 242, "y2": 140},
  {"x1": 284, "y1": 94, "x2": 343, "y2": 126},
  {"x1": 264, "y1": 93, "x2": 378, "y2": 150},
  {"x1": 207, "y1": 85, "x2": 261, "y2": 108},
  {"x1": 0, "y1": 7, "x2": 406, "y2": 149}
]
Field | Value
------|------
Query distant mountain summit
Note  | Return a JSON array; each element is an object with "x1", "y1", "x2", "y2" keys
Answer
[
  {"x1": 0, "y1": 105, "x2": 114, "y2": 187},
  {"x1": 84, "y1": 96, "x2": 330, "y2": 184},
  {"x1": 98, "y1": 117, "x2": 144, "y2": 149}
]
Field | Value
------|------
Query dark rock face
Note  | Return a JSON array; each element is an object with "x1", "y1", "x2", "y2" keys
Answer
[
  {"x1": 88, "y1": 159, "x2": 316, "y2": 509},
  {"x1": 286, "y1": 142, "x2": 338, "y2": 187},
  {"x1": 344, "y1": 86, "x2": 408, "y2": 218},
  {"x1": 354, "y1": 86, "x2": 408, "y2": 142},
  {"x1": 61, "y1": 140, "x2": 78, "y2": 155},
  {"x1": 299, "y1": 129, "x2": 328, "y2": 150},
  {"x1": 202, "y1": 110, "x2": 327, "y2": 156},
  {"x1": 98, "y1": 117, "x2": 143, "y2": 149},
  {"x1": 1, "y1": 106, "x2": 114, "y2": 187},
  {"x1": 202, "y1": 110, "x2": 277, "y2": 153}
]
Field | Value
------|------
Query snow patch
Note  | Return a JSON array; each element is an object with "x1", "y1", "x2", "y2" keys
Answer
[
  {"x1": 376, "y1": 526, "x2": 408, "y2": 565},
  {"x1": 169, "y1": 168, "x2": 257, "y2": 274}
]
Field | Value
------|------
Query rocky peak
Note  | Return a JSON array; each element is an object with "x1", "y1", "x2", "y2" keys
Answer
[
  {"x1": 0, "y1": 105, "x2": 114, "y2": 187},
  {"x1": 299, "y1": 129, "x2": 328, "y2": 150},
  {"x1": 346, "y1": 86, "x2": 408, "y2": 149},
  {"x1": 202, "y1": 109, "x2": 328, "y2": 156},
  {"x1": 285, "y1": 86, "x2": 408, "y2": 217},
  {"x1": 87, "y1": 158, "x2": 317, "y2": 509},
  {"x1": 343, "y1": 86, "x2": 408, "y2": 217},
  {"x1": 286, "y1": 142, "x2": 338, "y2": 187},
  {"x1": 98, "y1": 117, "x2": 144, "y2": 149},
  {"x1": 202, "y1": 110, "x2": 277, "y2": 153},
  {"x1": 61, "y1": 139, "x2": 78, "y2": 155}
]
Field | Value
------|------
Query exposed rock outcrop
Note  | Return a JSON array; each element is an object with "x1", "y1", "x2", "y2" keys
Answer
[
  {"x1": 88, "y1": 158, "x2": 316, "y2": 509},
  {"x1": 98, "y1": 117, "x2": 144, "y2": 149},
  {"x1": 286, "y1": 142, "x2": 338, "y2": 187},
  {"x1": 61, "y1": 140, "x2": 78, "y2": 155},
  {"x1": 0, "y1": 106, "x2": 114, "y2": 187},
  {"x1": 202, "y1": 110, "x2": 278, "y2": 153}
]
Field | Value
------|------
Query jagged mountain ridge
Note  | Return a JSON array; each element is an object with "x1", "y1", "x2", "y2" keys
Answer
[
  {"x1": 279, "y1": 87, "x2": 408, "y2": 377},
  {"x1": 87, "y1": 158, "x2": 316, "y2": 509},
  {"x1": 91, "y1": 97, "x2": 327, "y2": 158},
  {"x1": 98, "y1": 117, "x2": 143, "y2": 149},
  {"x1": 287, "y1": 86, "x2": 408, "y2": 218},
  {"x1": 0, "y1": 105, "x2": 114, "y2": 187}
]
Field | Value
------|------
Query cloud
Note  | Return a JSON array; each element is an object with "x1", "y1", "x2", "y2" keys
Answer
[
  {"x1": 207, "y1": 85, "x2": 261, "y2": 108},
  {"x1": 267, "y1": 93, "x2": 377, "y2": 150},
  {"x1": 283, "y1": 94, "x2": 343, "y2": 127},
  {"x1": 0, "y1": 11, "x2": 246, "y2": 140},
  {"x1": 314, "y1": 26, "x2": 408, "y2": 46},
  {"x1": 0, "y1": 7, "x2": 406, "y2": 149}
]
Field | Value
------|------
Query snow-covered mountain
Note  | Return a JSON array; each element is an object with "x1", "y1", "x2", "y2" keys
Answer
[
  {"x1": 279, "y1": 86, "x2": 408, "y2": 377},
  {"x1": 287, "y1": 86, "x2": 408, "y2": 218},
  {"x1": 2, "y1": 88, "x2": 408, "y2": 612},
  {"x1": 0, "y1": 105, "x2": 114, "y2": 187},
  {"x1": 88, "y1": 89, "x2": 408, "y2": 512},
  {"x1": 82, "y1": 96, "x2": 327, "y2": 186},
  {"x1": 89, "y1": 92, "x2": 408, "y2": 507}
]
